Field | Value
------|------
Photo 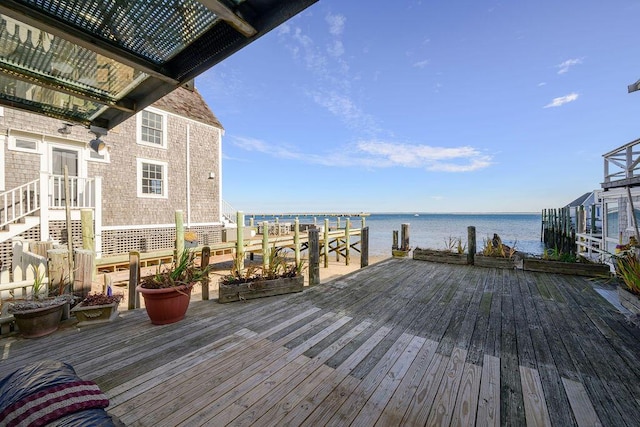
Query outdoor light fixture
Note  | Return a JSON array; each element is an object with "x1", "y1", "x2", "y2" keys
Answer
[
  {"x1": 57, "y1": 123, "x2": 72, "y2": 135},
  {"x1": 628, "y1": 79, "x2": 640, "y2": 93},
  {"x1": 208, "y1": 172, "x2": 216, "y2": 179},
  {"x1": 88, "y1": 125, "x2": 108, "y2": 155}
]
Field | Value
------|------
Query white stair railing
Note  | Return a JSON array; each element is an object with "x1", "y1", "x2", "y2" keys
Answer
[
  {"x1": 0, "y1": 179, "x2": 40, "y2": 229},
  {"x1": 221, "y1": 199, "x2": 237, "y2": 224}
]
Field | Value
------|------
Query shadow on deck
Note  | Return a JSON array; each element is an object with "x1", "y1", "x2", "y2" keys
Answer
[{"x1": 1, "y1": 258, "x2": 639, "y2": 426}]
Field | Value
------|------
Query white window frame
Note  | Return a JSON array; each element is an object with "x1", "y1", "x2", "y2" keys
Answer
[
  {"x1": 137, "y1": 158, "x2": 168, "y2": 198},
  {"x1": 8, "y1": 134, "x2": 42, "y2": 154},
  {"x1": 137, "y1": 107, "x2": 167, "y2": 149}
]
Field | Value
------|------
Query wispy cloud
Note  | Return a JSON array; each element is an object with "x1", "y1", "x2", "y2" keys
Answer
[
  {"x1": 544, "y1": 92, "x2": 579, "y2": 108},
  {"x1": 556, "y1": 58, "x2": 583, "y2": 74},
  {"x1": 538, "y1": 82, "x2": 546, "y2": 87},
  {"x1": 230, "y1": 136, "x2": 492, "y2": 173},
  {"x1": 413, "y1": 59, "x2": 429, "y2": 68},
  {"x1": 325, "y1": 13, "x2": 346, "y2": 36}
]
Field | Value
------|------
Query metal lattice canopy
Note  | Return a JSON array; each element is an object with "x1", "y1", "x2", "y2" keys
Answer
[{"x1": 0, "y1": 0, "x2": 317, "y2": 130}]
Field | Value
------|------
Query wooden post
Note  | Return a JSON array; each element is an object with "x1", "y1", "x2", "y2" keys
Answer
[
  {"x1": 309, "y1": 228, "x2": 320, "y2": 286},
  {"x1": 337, "y1": 217, "x2": 341, "y2": 229},
  {"x1": 201, "y1": 246, "x2": 210, "y2": 300},
  {"x1": 128, "y1": 251, "x2": 140, "y2": 310},
  {"x1": 31, "y1": 241, "x2": 53, "y2": 258},
  {"x1": 345, "y1": 218, "x2": 351, "y2": 266},
  {"x1": 323, "y1": 218, "x2": 329, "y2": 268},
  {"x1": 361, "y1": 226, "x2": 369, "y2": 268},
  {"x1": 591, "y1": 204, "x2": 596, "y2": 234},
  {"x1": 468, "y1": 226, "x2": 476, "y2": 265},
  {"x1": 361, "y1": 216, "x2": 366, "y2": 229},
  {"x1": 401, "y1": 223, "x2": 410, "y2": 251},
  {"x1": 73, "y1": 249, "x2": 94, "y2": 298},
  {"x1": 392, "y1": 230, "x2": 399, "y2": 251},
  {"x1": 236, "y1": 211, "x2": 245, "y2": 271},
  {"x1": 249, "y1": 218, "x2": 254, "y2": 228},
  {"x1": 63, "y1": 165, "x2": 74, "y2": 285},
  {"x1": 294, "y1": 218, "x2": 300, "y2": 268},
  {"x1": 262, "y1": 221, "x2": 269, "y2": 272},
  {"x1": 81, "y1": 209, "x2": 94, "y2": 251},
  {"x1": 48, "y1": 249, "x2": 70, "y2": 295},
  {"x1": 175, "y1": 210, "x2": 184, "y2": 257},
  {"x1": 275, "y1": 217, "x2": 280, "y2": 236}
]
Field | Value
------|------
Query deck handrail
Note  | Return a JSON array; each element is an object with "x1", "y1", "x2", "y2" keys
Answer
[
  {"x1": 0, "y1": 179, "x2": 40, "y2": 229},
  {"x1": 603, "y1": 140, "x2": 640, "y2": 183}
]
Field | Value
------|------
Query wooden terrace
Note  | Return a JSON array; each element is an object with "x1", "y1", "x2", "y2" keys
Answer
[{"x1": 1, "y1": 259, "x2": 639, "y2": 426}]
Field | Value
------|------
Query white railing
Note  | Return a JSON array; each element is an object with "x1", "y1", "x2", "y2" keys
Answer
[
  {"x1": 49, "y1": 175, "x2": 96, "y2": 209},
  {"x1": 0, "y1": 179, "x2": 40, "y2": 229},
  {"x1": 221, "y1": 199, "x2": 237, "y2": 224},
  {"x1": 603, "y1": 138, "x2": 640, "y2": 184}
]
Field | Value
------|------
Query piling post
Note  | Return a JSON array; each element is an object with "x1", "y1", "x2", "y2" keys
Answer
[
  {"x1": 294, "y1": 217, "x2": 300, "y2": 268},
  {"x1": 401, "y1": 223, "x2": 410, "y2": 251},
  {"x1": 236, "y1": 211, "x2": 245, "y2": 271},
  {"x1": 275, "y1": 217, "x2": 280, "y2": 236},
  {"x1": 362, "y1": 216, "x2": 366, "y2": 229},
  {"x1": 392, "y1": 230, "x2": 399, "y2": 251},
  {"x1": 48, "y1": 249, "x2": 70, "y2": 295},
  {"x1": 73, "y1": 249, "x2": 94, "y2": 298},
  {"x1": 175, "y1": 210, "x2": 184, "y2": 258},
  {"x1": 309, "y1": 229, "x2": 320, "y2": 286},
  {"x1": 63, "y1": 166, "x2": 74, "y2": 285},
  {"x1": 324, "y1": 218, "x2": 329, "y2": 268},
  {"x1": 128, "y1": 251, "x2": 140, "y2": 310},
  {"x1": 361, "y1": 226, "x2": 369, "y2": 268},
  {"x1": 468, "y1": 226, "x2": 476, "y2": 265},
  {"x1": 345, "y1": 218, "x2": 351, "y2": 266},
  {"x1": 201, "y1": 246, "x2": 210, "y2": 300},
  {"x1": 81, "y1": 209, "x2": 94, "y2": 251},
  {"x1": 262, "y1": 221, "x2": 270, "y2": 272}
]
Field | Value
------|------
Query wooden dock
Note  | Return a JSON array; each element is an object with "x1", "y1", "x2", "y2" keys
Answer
[{"x1": 1, "y1": 259, "x2": 639, "y2": 426}]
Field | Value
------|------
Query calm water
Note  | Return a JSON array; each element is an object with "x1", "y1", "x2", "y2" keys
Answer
[{"x1": 247, "y1": 213, "x2": 544, "y2": 257}]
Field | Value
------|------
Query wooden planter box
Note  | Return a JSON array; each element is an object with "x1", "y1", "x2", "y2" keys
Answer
[
  {"x1": 219, "y1": 276, "x2": 304, "y2": 303},
  {"x1": 523, "y1": 259, "x2": 611, "y2": 277},
  {"x1": 618, "y1": 287, "x2": 640, "y2": 315},
  {"x1": 392, "y1": 249, "x2": 410, "y2": 258},
  {"x1": 71, "y1": 301, "x2": 119, "y2": 326},
  {"x1": 413, "y1": 249, "x2": 469, "y2": 265},
  {"x1": 474, "y1": 255, "x2": 515, "y2": 269}
]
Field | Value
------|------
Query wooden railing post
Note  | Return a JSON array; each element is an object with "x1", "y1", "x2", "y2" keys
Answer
[
  {"x1": 309, "y1": 229, "x2": 320, "y2": 286},
  {"x1": 468, "y1": 226, "x2": 476, "y2": 265},
  {"x1": 345, "y1": 218, "x2": 351, "y2": 266},
  {"x1": 294, "y1": 217, "x2": 300, "y2": 268},
  {"x1": 236, "y1": 211, "x2": 245, "y2": 271},
  {"x1": 361, "y1": 226, "x2": 369, "y2": 268},
  {"x1": 392, "y1": 230, "x2": 399, "y2": 251},
  {"x1": 262, "y1": 221, "x2": 269, "y2": 272},
  {"x1": 128, "y1": 251, "x2": 140, "y2": 310},
  {"x1": 323, "y1": 218, "x2": 329, "y2": 268},
  {"x1": 401, "y1": 223, "x2": 410, "y2": 251},
  {"x1": 175, "y1": 210, "x2": 184, "y2": 257},
  {"x1": 74, "y1": 249, "x2": 94, "y2": 298},
  {"x1": 201, "y1": 246, "x2": 210, "y2": 300}
]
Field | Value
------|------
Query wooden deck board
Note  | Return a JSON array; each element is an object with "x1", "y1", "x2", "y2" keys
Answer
[{"x1": 1, "y1": 259, "x2": 638, "y2": 426}]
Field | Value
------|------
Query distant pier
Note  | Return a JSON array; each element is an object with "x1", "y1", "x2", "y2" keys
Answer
[{"x1": 248, "y1": 212, "x2": 370, "y2": 218}]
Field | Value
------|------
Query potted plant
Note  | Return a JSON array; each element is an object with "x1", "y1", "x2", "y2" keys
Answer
[
  {"x1": 71, "y1": 292, "x2": 123, "y2": 326},
  {"x1": 136, "y1": 249, "x2": 210, "y2": 325},
  {"x1": 475, "y1": 234, "x2": 518, "y2": 269},
  {"x1": 413, "y1": 237, "x2": 469, "y2": 265},
  {"x1": 614, "y1": 252, "x2": 640, "y2": 315},
  {"x1": 219, "y1": 250, "x2": 305, "y2": 303},
  {"x1": 8, "y1": 265, "x2": 72, "y2": 338}
]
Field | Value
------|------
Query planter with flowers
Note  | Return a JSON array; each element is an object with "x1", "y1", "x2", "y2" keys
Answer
[
  {"x1": 614, "y1": 250, "x2": 640, "y2": 315},
  {"x1": 71, "y1": 293, "x2": 123, "y2": 326},
  {"x1": 136, "y1": 249, "x2": 210, "y2": 325}
]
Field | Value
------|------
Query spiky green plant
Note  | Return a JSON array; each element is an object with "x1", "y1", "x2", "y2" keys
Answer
[
  {"x1": 140, "y1": 249, "x2": 210, "y2": 289},
  {"x1": 616, "y1": 254, "x2": 640, "y2": 295}
]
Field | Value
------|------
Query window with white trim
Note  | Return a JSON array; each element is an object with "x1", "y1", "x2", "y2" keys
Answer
[
  {"x1": 138, "y1": 109, "x2": 167, "y2": 148},
  {"x1": 137, "y1": 159, "x2": 168, "y2": 198},
  {"x1": 8, "y1": 135, "x2": 41, "y2": 153}
]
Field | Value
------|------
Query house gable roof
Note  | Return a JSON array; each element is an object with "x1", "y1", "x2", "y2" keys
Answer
[{"x1": 152, "y1": 87, "x2": 223, "y2": 129}]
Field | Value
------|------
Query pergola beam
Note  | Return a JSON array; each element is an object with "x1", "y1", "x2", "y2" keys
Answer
[{"x1": 199, "y1": 0, "x2": 257, "y2": 37}]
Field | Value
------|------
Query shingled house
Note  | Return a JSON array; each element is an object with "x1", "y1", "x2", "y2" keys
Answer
[{"x1": 0, "y1": 86, "x2": 226, "y2": 271}]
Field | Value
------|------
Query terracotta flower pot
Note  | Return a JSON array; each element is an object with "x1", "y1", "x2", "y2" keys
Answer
[
  {"x1": 136, "y1": 283, "x2": 194, "y2": 325},
  {"x1": 12, "y1": 302, "x2": 65, "y2": 338}
]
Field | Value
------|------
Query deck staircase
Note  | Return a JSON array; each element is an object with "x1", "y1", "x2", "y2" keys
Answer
[
  {"x1": 0, "y1": 179, "x2": 40, "y2": 244},
  {"x1": 221, "y1": 199, "x2": 237, "y2": 227}
]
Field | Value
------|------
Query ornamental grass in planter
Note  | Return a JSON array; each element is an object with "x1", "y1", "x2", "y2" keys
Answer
[
  {"x1": 474, "y1": 234, "x2": 518, "y2": 269},
  {"x1": 8, "y1": 265, "x2": 73, "y2": 338},
  {"x1": 413, "y1": 237, "x2": 469, "y2": 265},
  {"x1": 522, "y1": 247, "x2": 611, "y2": 277},
  {"x1": 137, "y1": 249, "x2": 210, "y2": 325},
  {"x1": 219, "y1": 251, "x2": 305, "y2": 303},
  {"x1": 614, "y1": 253, "x2": 640, "y2": 315},
  {"x1": 71, "y1": 293, "x2": 123, "y2": 326}
]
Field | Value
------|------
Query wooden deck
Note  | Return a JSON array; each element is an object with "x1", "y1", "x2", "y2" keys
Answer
[{"x1": 1, "y1": 259, "x2": 639, "y2": 426}]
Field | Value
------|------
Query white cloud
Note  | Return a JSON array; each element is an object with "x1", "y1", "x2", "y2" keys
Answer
[
  {"x1": 557, "y1": 58, "x2": 583, "y2": 74},
  {"x1": 538, "y1": 82, "x2": 546, "y2": 87},
  {"x1": 327, "y1": 40, "x2": 344, "y2": 58},
  {"x1": 413, "y1": 59, "x2": 429, "y2": 68},
  {"x1": 356, "y1": 141, "x2": 492, "y2": 172},
  {"x1": 544, "y1": 92, "x2": 579, "y2": 108},
  {"x1": 326, "y1": 13, "x2": 346, "y2": 36},
  {"x1": 230, "y1": 136, "x2": 492, "y2": 173}
]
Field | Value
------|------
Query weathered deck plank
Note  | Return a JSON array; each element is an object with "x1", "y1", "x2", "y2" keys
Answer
[{"x1": 0, "y1": 259, "x2": 638, "y2": 427}]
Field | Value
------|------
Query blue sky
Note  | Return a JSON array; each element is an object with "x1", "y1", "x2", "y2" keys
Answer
[{"x1": 197, "y1": 0, "x2": 640, "y2": 214}]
